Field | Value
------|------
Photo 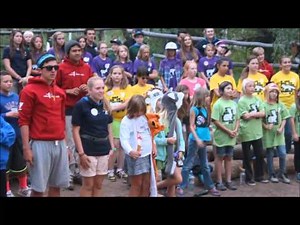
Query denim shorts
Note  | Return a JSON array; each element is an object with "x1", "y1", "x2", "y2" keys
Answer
[
  {"x1": 215, "y1": 146, "x2": 234, "y2": 157},
  {"x1": 125, "y1": 154, "x2": 151, "y2": 176}
]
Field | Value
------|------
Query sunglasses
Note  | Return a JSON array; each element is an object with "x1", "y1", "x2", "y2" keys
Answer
[
  {"x1": 41, "y1": 65, "x2": 59, "y2": 71},
  {"x1": 140, "y1": 76, "x2": 148, "y2": 80}
]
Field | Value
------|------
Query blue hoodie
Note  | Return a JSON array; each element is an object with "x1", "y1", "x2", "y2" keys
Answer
[
  {"x1": 0, "y1": 91, "x2": 20, "y2": 137},
  {"x1": 0, "y1": 116, "x2": 16, "y2": 170}
]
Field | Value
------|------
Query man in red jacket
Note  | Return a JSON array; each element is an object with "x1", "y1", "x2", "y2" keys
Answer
[
  {"x1": 19, "y1": 53, "x2": 69, "y2": 197},
  {"x1": 56, "y1": 40, "x2": 94, "y2": 189}
]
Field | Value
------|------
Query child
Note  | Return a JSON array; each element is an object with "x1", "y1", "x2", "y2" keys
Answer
[
  {"x1": 238, "y1": 78, "x2": 268, "y2": 185},
  {"x1": 159, "y1": 42, "x2": 183, "y2": 92},
  {"x1": 211, "y1": 81, "x2": 239, "y2": 191},
  {"x1": 0, "y1": 71, "x2": 31, "y2": 197},
  {"x1": 271, "y1": 56, "x2": 300, "y2": 154},
  {"x1": 104, "y1": 65, "x2": 132, "y2": 182},
  {"x1": 91, "y1": 41, "x2": 113, "y2": 80},
  {"x1": 131, "y1": 66, "x2": 154, "y2": 98},
  {"x1": 198, "y1": 43, "x2": 218, "y2": 87},
  {"x1": 154, "y1": 91, "x2": 185, "y2": 197},
  {"x1": 176, "y1": 84, "x2": 191, "y2": 154},
  {"x1": 72, "y1": 76, "x2": 115, "y2": 197},
  {"x1": 210, "y1": 57, "x2": 238, "y2": 109},
  {"x1": 0, "y1": 116, "x2": 16, "y2": 197},
  {"x1": 262, "y1": 83, "x2": 290, "y2": 184},
  {"x1": 289, "y1": 90, "x2": 300, "y2": 183},
  {"x1": 113, "y1": 45, "x2": 134, "y2": 85},
  {"x1": 252, "y1": 47, "x2": 274, "y2": 81},
  {"x1": 179, "y1": 87, "x2": 220, "y2": 196},
  {"x1": 179, "y1": 60, "x2": 206, "y2": 99},
  {"x1": 120, "y1": 95, "x2": 156, "y2": 196},
  {"x1": 237, "y1": 55, "x2": 268, "y2": 101}
]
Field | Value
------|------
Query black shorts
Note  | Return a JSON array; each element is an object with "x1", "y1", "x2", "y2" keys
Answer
[{"x1": 7, "y1": 137, "x2": 27, "y2": 173}]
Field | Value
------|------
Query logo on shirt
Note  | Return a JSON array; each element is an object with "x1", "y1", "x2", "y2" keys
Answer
[
  {"x1": 280, "y1": 81, "x2": 295, "y2": 94},
  {"x1": 68, "y1": 71, "x2": 85, "y2": 77},
  {"x1": 43, "y1": 92, "x2": 60, "y2": 100},
  {"x1": 249, "y1": 103, "x2": 259, "y2": 113},
  {"x1": 222, "y1": 107, "x2": 235, "y2": 124},
  {"x1": 267, "y1": 109, "x2": 278, "y2": 125},
  {"x1": 18, "y1": 102, "x2": 24, "y2": 110},
  {"x1": 254, "y1": 81, "x2": 264, "y2": 94}
]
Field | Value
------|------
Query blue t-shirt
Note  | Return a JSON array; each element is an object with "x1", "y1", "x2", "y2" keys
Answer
[
  {"x1": 0, "y1": 92, "x2": 20, "y2": 137},
  {"x1": 189, "y1": 106, "x2": 211, "y2": 142}
]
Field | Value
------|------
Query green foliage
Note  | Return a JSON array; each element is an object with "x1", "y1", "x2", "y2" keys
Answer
[{"x1": 270, "y1": 28, "x2": 300, "y2": 63}]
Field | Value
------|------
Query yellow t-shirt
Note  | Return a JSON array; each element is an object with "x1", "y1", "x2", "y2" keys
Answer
[
  {"x1": 131, "y1": 84, "x2": 154, "y2": 98},
  {"x1": 104, "y1": 85, "x2": 132, "y2": 121},
  {"x1": 237, "y1": 72, "x2": 268, "y2": 101},
  {"x1": 271, "y1": 71, "x2": 300, "y2": 109},
  {"x1": 210, "y1": 73, "x2": 237, "y2": 109}
]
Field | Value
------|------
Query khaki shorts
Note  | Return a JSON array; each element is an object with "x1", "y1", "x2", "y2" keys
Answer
[{"x1": 80, "y1": 155, "x2": 109, "y2": 177}]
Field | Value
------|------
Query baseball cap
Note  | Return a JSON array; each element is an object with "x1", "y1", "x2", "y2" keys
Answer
[
  {"x1": 110, "y1": 39, "x2": 122, "y2": 45},
  {"x1": 134, "y1": 30, "x2": 144, "y2": 37}
]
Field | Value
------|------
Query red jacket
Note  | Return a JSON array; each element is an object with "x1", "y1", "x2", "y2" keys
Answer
[
  {"x1": 56, "y1": 58, "x2": 93, "y2": 109},
  {"x1": 259, "y1": 60, "x2": 274, "y2": 81},
  {"x1": 18, "y1": 77, "x2": 66, "y2": 140}
]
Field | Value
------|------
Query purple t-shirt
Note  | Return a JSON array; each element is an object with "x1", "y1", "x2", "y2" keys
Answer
[
  {"x1": 82, "y1": 51, "x2": 93, "y2": 66},
  {"x1": 198, "y1": 56, "x2": 218, "y2": 80},
  {"x1": 91, "y1": 56, "x2": 112, "y2": 80},
  {"x1": 133, "y1": 58, "x2": 157, "y2": 85},
  {"x1": 113, "y1": 61, "x2": 133, "y2": 75},
  {"x1": 159, "y1": 58, "x2": 183, "y2": 90}
]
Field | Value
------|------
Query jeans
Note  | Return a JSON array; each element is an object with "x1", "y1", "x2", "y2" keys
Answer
[
  {"x1": 180, "y1": 139, "x2": 198, "y2": 189},
  {"x1": 180, "y1": 140, "x2": 214, "y2": 190},
  {"x1": 266, "y1": 145, "x2": 286, "y2": 176}
]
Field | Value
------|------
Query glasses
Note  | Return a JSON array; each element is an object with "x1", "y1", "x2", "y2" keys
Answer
[
  {"x1": 41, "y1": 65, "x2": 59, "y2": 71},
  {"x1": 140, "y1": 76, "x2": 148, "y2": 80}
]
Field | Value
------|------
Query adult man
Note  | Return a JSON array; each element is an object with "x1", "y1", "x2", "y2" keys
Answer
[
  {"x1": 19, "y1": 53, "x2": 69, "y2": 197},
  {"x1": 56, "y1": 40, "x2": 94, "y2": 189},
  {"x1": 84, "y1": 28, "x2": 98, "y2": 57}
]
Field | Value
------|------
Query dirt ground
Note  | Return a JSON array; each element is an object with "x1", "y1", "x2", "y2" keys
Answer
[{"x1": 10, "y1": 171, "x2": 300, "y2": 197}]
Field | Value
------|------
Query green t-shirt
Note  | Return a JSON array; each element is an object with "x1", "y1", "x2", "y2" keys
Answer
[
  {"x1": 211, "y1": 98, "x2": 239, "y2": 147},
  {"x1": 262, "y1": 101, "x2": 290, "y2": 148},
  {"x1": 238, "y1": 95, "x2": 264, "y2": 142},
  {"x1": 289, "y1": 103, "x2": 300, "y2": 136}
]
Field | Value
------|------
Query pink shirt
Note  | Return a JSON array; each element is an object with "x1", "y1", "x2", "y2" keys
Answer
[{"x1": 179, "y1": 77, "x2": 206, "y2": 98}]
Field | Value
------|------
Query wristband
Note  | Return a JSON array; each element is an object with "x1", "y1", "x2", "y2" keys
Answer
[{"x1": 112, "y1": 147, "x2": 117, "y2": 151}]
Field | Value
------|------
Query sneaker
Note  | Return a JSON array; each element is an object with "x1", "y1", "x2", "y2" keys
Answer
[
  {"x1": 108, "y1": 171, "x2": 116, "y2": 182},
  {"x1": 255, "y1": 178, "x2": 269, "y2": 184},
  {"x1": 269, "y1": 174, "x2": 279, "y2": 183},
  {"x1": 246, "y1": 180, "x2": 256, "y2": 186},
  {"x1": 176, "y1": 187, "x2": 184, "y2": 195},
  {"x1": 194, "y1": 189, "x2": 209, "y2": 197},
  {"x1": 67, "y1": 182, "x2": 75, "y2": 191},
  {"x1": 216, "y1": 182, "x2": 227, "y2": 191},
  {"x1": 279, "y1": 173, "x2": 290, "y2": 184},
  {"x1": 208, "y1": 187, "x2": 221, "y2": 197},
  {"x1": 225, "y1": 181, "x2": 237, "y2": 191},
  {"x1": 6, "y1": 190, "x2": 15, "y2": 197},
  {"x1": 18, "y1": 187, "x2": 31, "y2": 197},
  {"x1": 116, "y1": 170, "x2": 128, "y2": 179},
  {"x1": 73, "y1": 174, "x2": 82, "y2": 185},
  {"x1": 297, "y1": 173, "x2": 300, "y2": 183}
]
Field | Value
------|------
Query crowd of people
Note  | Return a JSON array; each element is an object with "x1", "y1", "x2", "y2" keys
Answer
[{"x1": 1, "y1": 28, "x2": 300, "y2": 197}]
